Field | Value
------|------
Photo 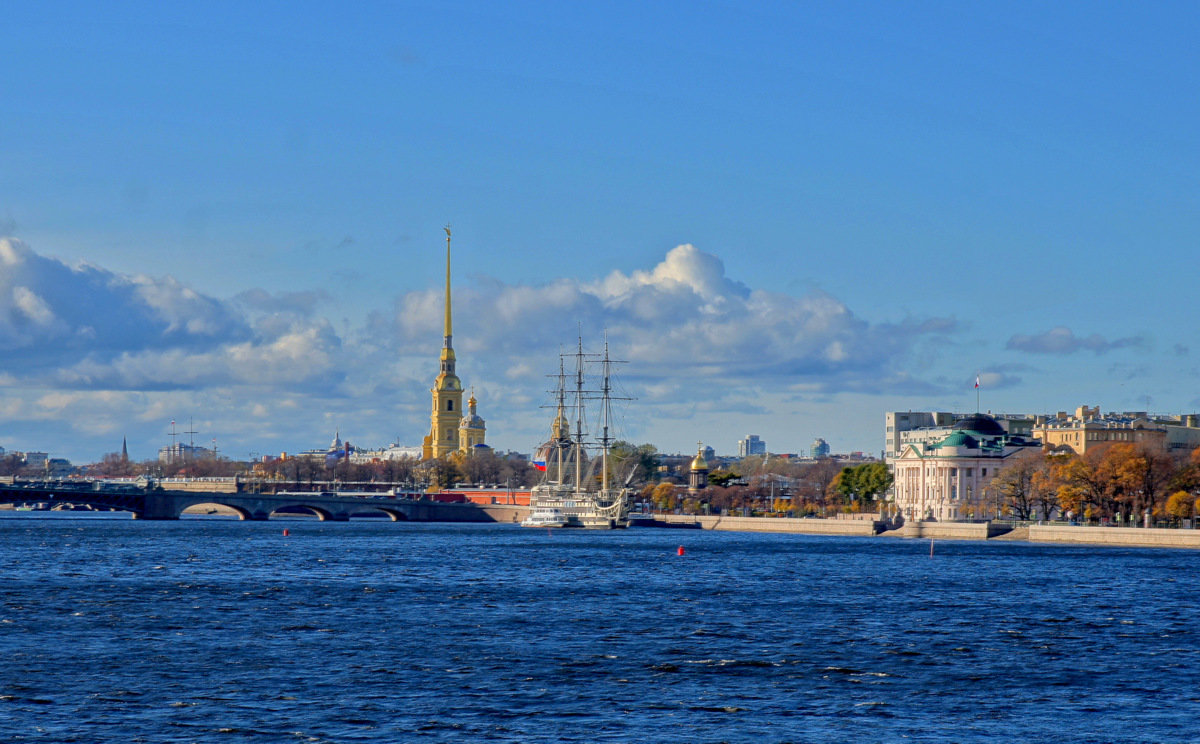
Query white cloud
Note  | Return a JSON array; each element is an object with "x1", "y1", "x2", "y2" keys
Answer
[
  {"x1": 12, "y1": 286, "x2": 56, "y2": 326},
  {"x1": 1006, "y1": 326, "x2": 1145, "y2": 355},
  {"x1": 373, "y1": 243, "x2": 958, "y2": 408}
]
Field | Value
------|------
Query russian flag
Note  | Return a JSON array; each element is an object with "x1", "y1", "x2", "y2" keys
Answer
[{"x1": 533, "y1": 460, "x2": 547, "y2": 471}]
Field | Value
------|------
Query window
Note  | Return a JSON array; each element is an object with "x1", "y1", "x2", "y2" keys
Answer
[
  {"x1": 447, "y1": 400, "x2": 454, "y2": 411},
  {"x1": 982, "y1": 468, "x2": 988, "y2": 476},
  {"x1": 950, "y1": 468, "x2": 957, "y2": 476},
  {"x1": 965, "y1": 469, "x2": 973, "y2": 477}
]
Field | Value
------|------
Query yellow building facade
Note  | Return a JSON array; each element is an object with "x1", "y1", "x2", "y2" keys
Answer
[{"x1": 1032, "y1": 405, "x2": 1166, "y2": 455}]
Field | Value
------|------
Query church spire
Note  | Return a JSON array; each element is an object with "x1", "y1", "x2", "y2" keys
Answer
[
  {"x1": 424, "y1": 226, "x2": 465, "y2": 461},
  {"x1": 438, "y1": 225, "x2": 457, "y2": 378},
  {"x1": 443, "y1": 225, "x2": 453, "y2": 349}
]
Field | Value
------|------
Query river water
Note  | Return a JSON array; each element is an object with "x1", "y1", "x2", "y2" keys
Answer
[{"x1": 0, "y1": 514, "x2": 1197, "y2": 743}]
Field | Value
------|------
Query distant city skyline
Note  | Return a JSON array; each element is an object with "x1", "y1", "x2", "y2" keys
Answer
[{"x1": 2, "y1": 3, "x2": 1198, "y2": 463}]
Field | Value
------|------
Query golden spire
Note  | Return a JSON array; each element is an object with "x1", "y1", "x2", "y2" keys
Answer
[
  {"x1": 435, "y1": 226, "x2": 459, "y2": 387},
  {"x1": 443, "y1": 225, "x2": 452, "y2": 345}
]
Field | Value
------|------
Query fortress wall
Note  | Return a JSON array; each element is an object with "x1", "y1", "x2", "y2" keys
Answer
[{"x1": 477, "y1": 504, "x2": 528, "y2": 524}]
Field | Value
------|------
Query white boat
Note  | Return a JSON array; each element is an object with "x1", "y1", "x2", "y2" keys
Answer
[
  {"x1": 522, "y1": 338, "x2": 633, "y2": 529},
  {"x1": 520, "y1": 506, "x2": 568, "y2": 528}
]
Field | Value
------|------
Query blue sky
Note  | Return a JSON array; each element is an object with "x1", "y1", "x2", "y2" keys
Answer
[{"x1": 2, "y1": 1, "x2": 1198, "y2": 463}]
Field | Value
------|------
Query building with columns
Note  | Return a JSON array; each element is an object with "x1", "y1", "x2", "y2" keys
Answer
[
  {"x1": 421, "y1": 227, "x2": 486, "y2": 460},
  {"x1": 892, "y1": 414, "x2": 1041, "y2": 522}
]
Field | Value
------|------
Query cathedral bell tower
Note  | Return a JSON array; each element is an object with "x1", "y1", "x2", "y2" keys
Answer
[
  {"x1": 422, "y1": 227, "x2": 465, "y2": 460},
  {"x1": 459, "y1": 390, "x2": 487, "y2": 452}
]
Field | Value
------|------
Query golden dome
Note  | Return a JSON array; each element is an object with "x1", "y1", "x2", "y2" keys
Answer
[{"x1": 690, "y1": 443, "x2": 708, "y2": 472}]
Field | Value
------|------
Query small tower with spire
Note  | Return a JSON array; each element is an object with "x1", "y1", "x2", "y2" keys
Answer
[
  {"x1": 459, "y1": 389, "x2": 487, "y2": 453},
  {"x1": 688, "y1": 441, "x2": 710, "y2": 494},
  {"x1": 423, "y1": 226, "x2": 465, "y2": 459}
]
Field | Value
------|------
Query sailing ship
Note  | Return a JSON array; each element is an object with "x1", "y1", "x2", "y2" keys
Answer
[{"x1": 521, "y1": 338, "x2": 633, "y2": 529}]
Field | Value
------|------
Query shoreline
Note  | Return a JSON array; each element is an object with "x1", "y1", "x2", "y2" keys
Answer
[
  {"x1": 5, "y1": 504, "x2": 1199, "y2": 550},
  {"x1": 648, "y1": 513, "x2": 1200, "y2": 550}
]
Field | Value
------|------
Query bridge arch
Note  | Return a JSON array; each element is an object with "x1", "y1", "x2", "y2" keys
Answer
[
  {"x1": 179, "y1": 502, "x2": 254, "y2": 520},
  {"x1": 346, "y1": 506, "x2": 408, "y2": 522},
  {"x1": 271, "y1": 504, "x2": 335, "y2": 521}
]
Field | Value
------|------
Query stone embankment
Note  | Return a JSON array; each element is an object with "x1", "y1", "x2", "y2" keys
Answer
[
  {"x1": 883, "y1": 521, "x2": 1008, "y2": 540},
  {"x1": 646, "y1": 514, "x2": 1200, "y2": 550},
  {"x1": 652, "y1": 514, "x2": 880, "y2": 536},
  {"x1": 1026, "y1": 525, "x2": 1200, "y2": 549}
]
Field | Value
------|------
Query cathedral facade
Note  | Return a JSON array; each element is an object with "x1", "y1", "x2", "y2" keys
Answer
[{"x1": 421, "y1": 227, "x2": 486, "y2": 460}]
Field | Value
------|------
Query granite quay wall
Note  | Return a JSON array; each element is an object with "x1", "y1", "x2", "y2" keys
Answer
[
  {"x1": 654, "y1": 514, "x2": 879, "y2": 536},
  {"x1": 1028, "y1": 525, "x2": 1200, "y2": 549},
  {"x1": 892, "y1": 521, "x2": 1006, "y2": 540},
  {"x1": 478, "y1": 504, "x2": 528, "y2": 524}
]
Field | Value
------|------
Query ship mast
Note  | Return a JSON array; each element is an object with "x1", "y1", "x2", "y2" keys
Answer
[
  {"x1": 600, "y1": 334, "x2": 612, "y2": 492},
  {"x1": 555, "y1": 354, "x2": 566, "y2": 484},
  {"x1": 573, "y1": 336, "x2": 585, "y2": 494}
]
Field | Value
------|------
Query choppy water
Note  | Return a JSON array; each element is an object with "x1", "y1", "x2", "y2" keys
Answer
[{"x1": 1, "y1": 514, "x2": 1198, "y2": 743}]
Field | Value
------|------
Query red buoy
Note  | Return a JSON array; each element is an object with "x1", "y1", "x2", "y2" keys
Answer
[
  {"x1": 677, "y1": 545, "x2": 685, "y2": 556},
  {"x1": 283, "y1": 528, "x2": 290, "y2": 537}
]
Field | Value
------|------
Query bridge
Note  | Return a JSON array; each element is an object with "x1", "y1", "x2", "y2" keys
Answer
[{"x1": 0, "y1": 479, "x2": 512, "y2": 522}]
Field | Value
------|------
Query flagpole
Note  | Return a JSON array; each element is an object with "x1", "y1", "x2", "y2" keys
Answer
[{"x1": 976, "y1": 372, "x2": 980, "y2": 414}]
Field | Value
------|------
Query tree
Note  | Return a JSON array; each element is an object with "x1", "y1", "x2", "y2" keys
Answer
[
  {"x1": 651, "y1": 482, "x2": 678, "y2": 512},
  {"x1": 1091, "y1": 443, "x2": 1175, "y2": 526},
  {"x1": 1164, "y1": 491, "x2": 1196, "y2": 525},
  {"x1": 708, "y1": 470, "x2": 739, "y2": 488},
  {"x1": 0, "y1": 454, "x2": 26, "y2": 476},
  {"x1": 834, "y1": 463, "x2": 893, "y2": 506},
  {"x1": 1030, "y1": 451, "x2": 1068, "y2": 520},
  {"x1": 805, "y1": 458, "x2": 844, "y2": 512},
  {"x1": 460, "y1": 449, "x2": 503, "y2": 485},
  {"x1": 92, "y1": 452, "x2": 139, "y2": 478},
  {"x1": 987, "y1": 453, "x2": 1041, "y2": 520},
  {"x1": 638, "y1": 483, "x2": 657, "y2": 509},
  {"x1": 426, "y1": 457, "x2": 461, "y2": 490},
  {"x1": 610, "y1": 441, "x2": 659, "y2": 485},
  {"x1": 377, "y1": 457, "x2": 416, "y2": 485}
]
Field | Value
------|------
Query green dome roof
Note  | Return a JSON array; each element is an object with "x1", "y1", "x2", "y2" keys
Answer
[{"x1": 935, "y1": 431, "x2": 979, "y2": 449}]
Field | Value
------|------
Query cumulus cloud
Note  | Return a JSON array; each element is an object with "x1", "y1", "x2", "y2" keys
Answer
[
  {"x1": 0, "y1": 238, "x2": 248, "y2": 362},
  {"x1": 0, "y1": 238, "x2": 340, "y2": 392},
  {"x1": 1006, "y1": 326, "x2": 1144, "y2": 355},
  {"x1": 372, "y1": 244, "x2": 957, "y2": 399}
]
